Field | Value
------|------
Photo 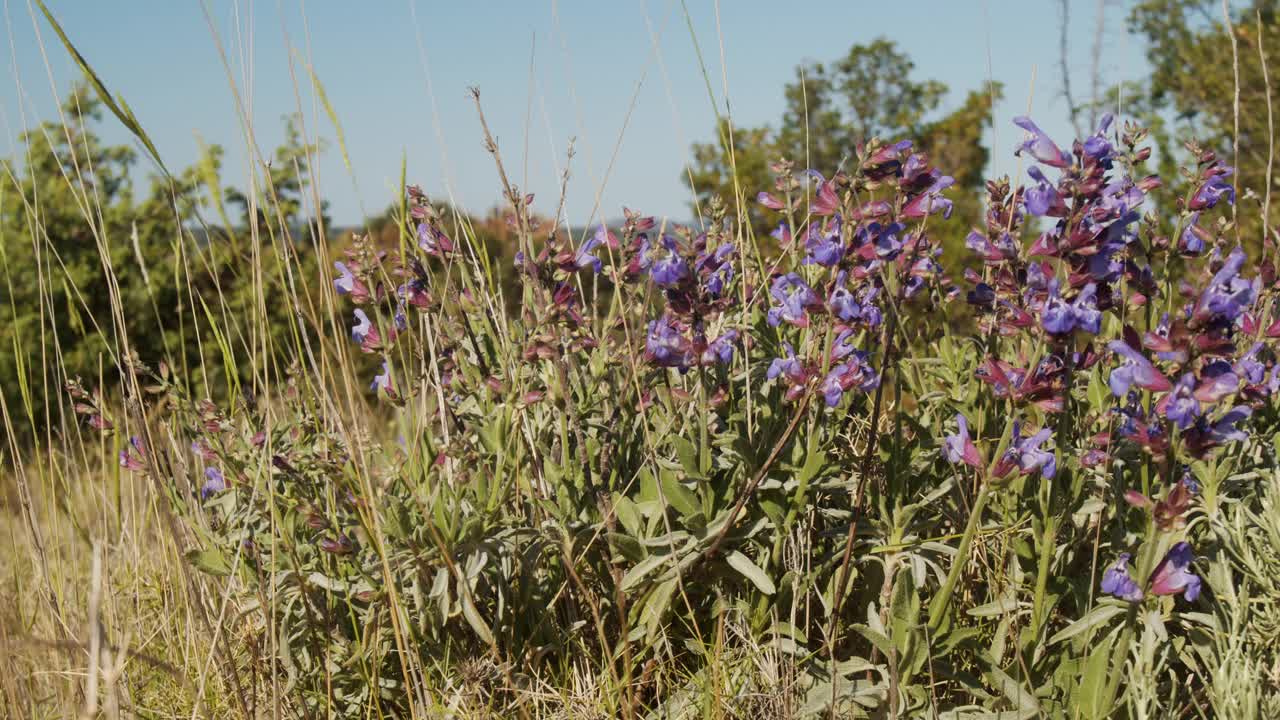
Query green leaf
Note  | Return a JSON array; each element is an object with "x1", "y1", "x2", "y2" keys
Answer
[
  {"x1": 852, "y1": 624, "x2": 893, "y2": 656},
  {"x1": 797, "y1": 447, "x2": 826, "y2": 485},
  {"x1": 726, "y1": 550, "x2": 776, "y2": 595},
  {"x1": 460, "y1": 592, "x2": 495, "y2": 646},
  {"x1": 34, "y1": 0, "x2": 169, "y2": 176},
  {"x1": 641, "y1": 578, "x2": 678, "y2": 640},
  {"x1": 1076, "y1": 631, "x2": 1118, "y2": 720},
  {"x1": 613, "y1": 495, "x2": 643, "y2": 536},
  {"x1": 1048, "y1": 603, "x2": 1126, "y2": 645},
  {"x1": 673, "y1": 436, "x2": 703, "y2": 479},
  {"x1": 1087, "y1": 367, "x2": 1111, "y2": 411},
  {"x1": 606, "y1": 533, "x2": 645, "y2": 563},
  {"x1": 967, "y1": 595, "x2": 1020, "y2": 618},
  {"x1": 186, "y1": 547, "x2": 232, "y2": 576},
  {"x1": 985, "y1": 663, "x2": 1040, "y2": 714},
  {"x1": 660, "y1": 472, "x2": 701, "y2": 520},
  {"x1": 307, "y1": 572, "x2": 348, "y2": 593},
  {"x1": 621, "y1": 554, "x2": 671, "y2": 592}
]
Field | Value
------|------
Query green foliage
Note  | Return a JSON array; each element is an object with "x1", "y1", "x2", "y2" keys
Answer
[
  {"x1": 1129, "y1": 0, "x2": 1280, "y2": 247},
  {"x1": 12, "y1": 11, "x2": 1280, "y2": 720}
]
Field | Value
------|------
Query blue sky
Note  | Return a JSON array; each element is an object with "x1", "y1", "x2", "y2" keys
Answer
[{"x1": 2, "y1": 1, "x2": 1150, "y2": 227}]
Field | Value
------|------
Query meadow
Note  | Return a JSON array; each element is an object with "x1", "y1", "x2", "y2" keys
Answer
[{"x1": 3, "y1": 2, "x2": 1280, "y2": 718}]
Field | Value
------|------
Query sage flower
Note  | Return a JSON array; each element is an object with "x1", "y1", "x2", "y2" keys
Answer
[
  {"x1": 1101, "y1": 553, "x2": 1143, "y2": 602},
  {"x1": 1149, "y1": 542, "x2": 1201, "y2": 601}
]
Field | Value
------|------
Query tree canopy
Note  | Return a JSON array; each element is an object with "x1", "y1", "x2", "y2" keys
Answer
[{"x1": 683, "y1": 38, "x2": 1002, "y2": 245}]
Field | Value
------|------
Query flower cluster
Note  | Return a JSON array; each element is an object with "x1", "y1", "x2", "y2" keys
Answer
[
  {"x1": 509, "y1": 202, "x2": 609, "y2": 362},
  {"x1": 753, "y1": 140, "x2": 960, "y2": 408},
  {"x1": 943, "y1": 414, "x2": 1058, "y2": 481},
  {"x1": 944, "y1": 115, "x2": 1259, "y2": 609},
  {"x1": 625, "y1": 207, "x2": 741, "y2": 375},
  {"x1": 1101, "y1": 542, "x2": 1201, "y2": 603}
]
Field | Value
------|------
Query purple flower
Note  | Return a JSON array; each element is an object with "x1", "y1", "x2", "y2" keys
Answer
[
  {"x1": 701, "y1": 330, "x2": 738, "y2": 366},
  {"x1": 119, "y1": 436, "x2": 145, "y2": 472},
  {"x1": 417, "y1": 221, "x2": 454, "y2": 256},
  {"x1": 866, "y1": 139, "x2": 913, "y2": 177},
  {"x1": 1161, "y1": 374, "x2": 1202, "y2": 429},
  {"x1": 767, "y1": 343, "x2": 807, "y2": 384},
  {"x1": 966, "y1": 230, "x2": 1010, "y2": 262},
  {"x1": 943, "y1": 414, "x2": 983, "y2": 469},
  {"x1": 1024, "y1": 166, "x2": 1059, "y2": 216},
  {"x1": 1099, "y1": 179, "x2": 1147, "y2": 219},
  {"x1": 1042, "y1": 281, "x2": 1100, "y2": 335},
  {"x1": 1193, "y1": 247, "x2": 1256, "y2": 325},
  {"x1": 1150, "y1": 542, "x2": 1201, "y2": 601},
  {"x1": 645, "y1": 316, "x2": 693, "y2": 370},
  {"x1": 352, "y1": 309, "x2": 373, "y2": 344},
  {"x1": 767, "y1": 273, "x2": 819, "y2": 327},
  {"x1": 1101, "y1": 553, "x2": 1144, "y2": 602},
  {"x1": 901, "y1": 175, "x2": 955, "y2": 219},
  {"x1": 1195, "y1": 361, "x2": 1240, "y2": 403},
  {"x1": 830, "y1": 329, "x2": 857, "y2": 360},
  {"x1": 1013, "y1": 427, "x2": 1057, "y2": 479},
  {"x1": 1041, "y1": 285, "x2": 1074, "y2": 335},
  {"x1": 371, "y1": 361, "x2": 393, "y2": 394},
  {"x1": 398, "y1": 278, "x2": 431, "y2": 308},
  {"x1": 803, "y1": 219, "x2": 844, "y2": 267},
  {"x1": 1180, "y1": 212, "x2": 1208, "y2": 255},
  {"x1": 862, "y1": 222, "x2": 908, "y2": 260},
  {"x1": 191, "y1": 439, "x2": 217, "y2": 462},
  {"x1": 805, "y1": 170, "x2": 841, "y2": 216},
  {"x1": 901, "y1": 153, "x2": 930, "y2": 184},
  {"x1": 1235, "y1": 343, "x2": 1267, "y2": 385},
  {"x1": 1071, "y1": 284, "x2": 1102, "y2": 334},
  {"x1": 757, "y1": 191, "x2": 786, "y2": 210},
  {"x1": 1083, "y1": 113, "x2": 1115, "y2": 160},
  {"x1": 820, "y1": 352, "x2": 879, "y2": 407},
  {"x1": 967, "y1": 283, "x2": 995, "y2": 307},
  {"x1": 201, "y1": 467, "x2": 227, "y2": 500},
  {"x1": 334, "y1": 261, "x2": 357, "y2": 294},
  {"x1": 696, "y1": 243, "x2": 736, "y2": 297},
  {"x1": 1207, "y1": 405, "x2": 1250, "y2": 444},
  {"x1": 1189, "y1": 173, "x2": 1236, "y2": 210},
  {"x1": 320, "y1": 534, "x2": 354, "y2": 555},
  {"x1": 574, "y1": 230, "x2": 604, "y2": 273},
  {"x1": 351, "y1": 309, "x2": 391, "y2": 354},
  {"x1": 1013, "y1": 116, "x2": 1070, "y2": 168},
  {"x1": 1108, "y1": 341, "x2": 1172, "y2": 396},
  {"x1": 827, "y1": 272, "x2": 881, "y2": 326},
  {"x1": 650, "y1": 236, "x2": 690, "y2": 287}
]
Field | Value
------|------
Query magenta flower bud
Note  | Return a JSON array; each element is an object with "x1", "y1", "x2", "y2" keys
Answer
[
  {"x1": 119, "y1": 436, "x2": 146, "y2": 472},
  {"x1": 805, "y1": 170, "x2": 841, "y2": 216},
  {"x1": 943, "y1": 414, "x2": 984, "y2": 470},
  {"x1": 757, "y1": 191, "x2": 786, "y2": 210}
]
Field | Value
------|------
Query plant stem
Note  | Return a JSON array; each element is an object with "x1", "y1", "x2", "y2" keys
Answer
[
  {"x1": 1030, "y1": 513, "x2": 1058, "y2": 638},
  {"x1": 928, "y1": 480, "x2": 993, "y2": 632}
]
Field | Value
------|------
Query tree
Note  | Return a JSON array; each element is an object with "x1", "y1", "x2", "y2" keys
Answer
[
  {"x1": 1128, "y1": 0, "x2": 1279, "y2": 248},
  {"x1": 684, "y1": 38, "x2": 1001, "y2": 248},
  {"x1": 225, "y1": 112, "x2": 331, "y2": 239},
  {"x1": 0, "y1": 84, "x2": 326, "y2": 438}
]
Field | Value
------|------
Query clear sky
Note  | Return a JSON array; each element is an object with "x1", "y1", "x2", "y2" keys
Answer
[{"x1": 2, "y1": 1, "x2": 1150, "y2": 228}]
